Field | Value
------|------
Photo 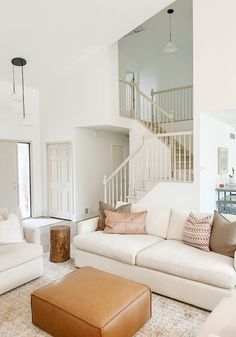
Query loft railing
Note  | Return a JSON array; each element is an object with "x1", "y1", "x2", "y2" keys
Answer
[
  {"x1": 151, "y1": 85, "x2": 193, "y2": 122},
  {"x1": 119, "y1": 79, "x2": 174, "y2": 134}
]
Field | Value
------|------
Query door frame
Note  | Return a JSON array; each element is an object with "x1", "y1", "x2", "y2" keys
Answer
[
  {"x1": 46, "y1": 141, "x2": 73, "y2": 220},
  {"x1": 111, "y1": 144, "x2": 128, "y2": 171},
  {"x1": 0, "y1": 139, "x2": 33, "y2": 217},
  {"x1": 17, "y1": 141, "x2": 32, "y2": 218}
]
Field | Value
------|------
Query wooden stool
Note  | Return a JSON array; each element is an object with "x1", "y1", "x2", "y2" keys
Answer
[{"x1": 50, "y1": 225, "x2": 70, "y2": 263}]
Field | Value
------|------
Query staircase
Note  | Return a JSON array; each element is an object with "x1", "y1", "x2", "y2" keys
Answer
[{"x1": 103, "y1": 80, "x2": 194, "y2": 207}]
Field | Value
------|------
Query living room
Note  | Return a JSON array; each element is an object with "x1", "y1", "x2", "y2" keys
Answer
[{"x1": 1, "y1": 0, "x2": 236, "y2": 336}]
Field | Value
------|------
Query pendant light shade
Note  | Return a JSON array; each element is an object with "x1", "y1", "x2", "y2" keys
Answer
[{"x1": 163, "y1": 9, "x2": 177, "y2": 53}]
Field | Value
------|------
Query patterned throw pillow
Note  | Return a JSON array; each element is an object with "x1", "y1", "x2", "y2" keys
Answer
[{"x1": 183, "y1": 212, "x2": 213, "y2": 252}]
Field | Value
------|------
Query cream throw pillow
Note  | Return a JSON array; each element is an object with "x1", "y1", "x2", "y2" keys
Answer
[{"x1": 0, "y1": 213, "x2": 24, "y2": 243}]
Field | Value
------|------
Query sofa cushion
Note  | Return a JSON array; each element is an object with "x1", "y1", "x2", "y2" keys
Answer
[
  {"x1": 131, "y1": 204, "x2": 171, "y2": 238},
  {"x1": 210, "y1": 211, "x2": 236, "y2": 258},
  {"x1": 0, "y1": 242, "x2": 43, "y2": 272},
  {"x1": 167, "y1": 209, "x2": 189, "y2": 241},
  {"x1": 0, "y1": 213, "x2": 24, "y2": 244},
  {"x1": 73, "y1": 231, "x2": 162, "y2": 265},
  {"x1": 136, "y1": 240, "x2": 236, "y2": 289}
]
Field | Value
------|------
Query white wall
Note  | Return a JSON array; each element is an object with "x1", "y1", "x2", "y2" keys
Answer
[
  {"x1": 0, "y1": 80, "x2": 41, "y2": 216},
  {"x1": 40, "y1": 46, "x2": 132, "y2": 216},
  {"x1": 193, "y1": 0, "x2": 236, "y2": 212},
  {"x1": 199, "y1": 113, "x2": 236, "y2": 213},
  {"x1": 119, "y1": 0, "x2": 193, "y2": 96},
  {"x1": 74, "y1": 128, "x2": 129, "y2": 219},
  {"x1": 193, "y1": 0, "x2": 236, "y2": 114},
  {"x1": 40, "y1": 46, "x2": 131, "y2": 139},
  {"x1": 138, "y1": 182, "x2": 198, "y2": 211}
]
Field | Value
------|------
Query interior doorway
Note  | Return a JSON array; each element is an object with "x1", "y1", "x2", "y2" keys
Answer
[
  {"x1": 47, "y1": 143, "x2": 73, "y2": 220},
  {"x1": 17, "y1": 143, "x2": 31, "y2": 218},
  {"x1": 111, "y1": 144, "x2": 127, "y2": 171},
  {"x1": 0, "y1": 141, "x2": 31, "y2": 218}
]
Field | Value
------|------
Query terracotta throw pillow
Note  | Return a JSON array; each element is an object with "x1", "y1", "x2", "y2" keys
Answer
[
  {"x1": 183, "y1": 212, "x2": 213, "y2": 252},
  {"x1": 210, "y1": 211, "x2": 236, "y2": 257},
  {"x1": 104, "y1": 210, "x2": 147, "y2": 234},
  {"x1": 98, "y1": 201, "x2": 131, "y2": 230}
]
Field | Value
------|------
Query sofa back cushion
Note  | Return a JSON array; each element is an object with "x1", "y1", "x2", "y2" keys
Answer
[
  {"x1": 131, "y1": 204, "x2": 171, "y2": 238},
  {"x1": 167, "y1": 209, "x2": 189, "y2": 241}
]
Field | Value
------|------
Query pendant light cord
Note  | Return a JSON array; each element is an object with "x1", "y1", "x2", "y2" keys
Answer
[
  {"x1": 21, "y1": 65, "x2": 25, "y2": 119},
  {"x1": 169, "y1": 13, "x2": 172, "y2": 42},
  {"x1": 12, "y1": 64, "x2": 16, "y2": 94}
]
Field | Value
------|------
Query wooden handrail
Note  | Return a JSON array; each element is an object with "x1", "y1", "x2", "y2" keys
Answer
[
  {"x1": 148, "y1": 131, "x2": 193, "y2": 138},
  {"x1": 151, "y1": 85, "x2": 193, "y2": 96},
  {"x1": 104, "y1": 137, "x2": 145, "y2": 184},
  {"x1": 119, "y1": 79, "x2": 173, "y2": 120},
  {"x1": 104, "y1": 131, "x2": 193, "y2": 185}
]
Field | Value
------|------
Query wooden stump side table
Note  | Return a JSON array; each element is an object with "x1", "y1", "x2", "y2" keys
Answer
[{"x1": 50, "y1": 225, "x2": 70, "y2": 263}]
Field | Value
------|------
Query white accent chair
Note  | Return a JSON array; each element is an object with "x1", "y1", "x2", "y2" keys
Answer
[
  {"x1": 0, "y1": 217, "x2": 43, "y2": 295},
  {"x1": 198, "y1": 297, "x2": 236, "y2": 337}
]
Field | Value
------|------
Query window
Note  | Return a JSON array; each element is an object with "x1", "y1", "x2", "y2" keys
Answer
[{"x1": 17, "y1": 143, "x2": 31, "y2": 218}]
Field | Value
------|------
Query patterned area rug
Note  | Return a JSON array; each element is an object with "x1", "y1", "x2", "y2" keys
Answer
[{"x1": 0, "y1": 256, "x2": 209, "y2": 337}]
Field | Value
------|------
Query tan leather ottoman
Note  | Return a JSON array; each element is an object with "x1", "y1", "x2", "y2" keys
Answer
[{"x1": 31, "y1": 267, "x2": 151, "y2": 337}]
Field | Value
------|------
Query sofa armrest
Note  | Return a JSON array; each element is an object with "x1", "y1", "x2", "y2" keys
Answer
[
  {"x1": 77, "y1": 216, "x2": 99, "y2": 234},
  {"x1": 23, "y1": 225, "x2": 41, "y2": 244}
]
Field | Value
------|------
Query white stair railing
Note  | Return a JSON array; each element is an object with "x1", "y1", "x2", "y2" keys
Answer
[
  {"x1": 151, "y1": 85, "x2": 193, "y2": 122},
  {"x1": 104, "y1": 131, "x2": 193, "y2": 207},
  {"x1": 103, "y1": 138, "x2": 145, "y2": 207},
  {"x1": 119, "y1": 79, "x2": 174, "y2": 134}
]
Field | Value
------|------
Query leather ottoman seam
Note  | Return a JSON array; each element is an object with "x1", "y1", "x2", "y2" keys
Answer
[{"x1": 31, "y1": 294, "x2": 102, "y2": 335}]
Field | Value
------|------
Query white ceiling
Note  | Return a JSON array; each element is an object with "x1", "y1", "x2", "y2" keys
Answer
[{"x1": 0, "y1": 0, "x2": 174, "y2": 88}]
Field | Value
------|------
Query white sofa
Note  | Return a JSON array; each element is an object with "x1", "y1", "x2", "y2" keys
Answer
[
  {"x1": 0, "y1": 225, "x2": 43, "y2": 295},
  {"x1": 73, "y1": 205, "x2": 236, "y2": 311}
]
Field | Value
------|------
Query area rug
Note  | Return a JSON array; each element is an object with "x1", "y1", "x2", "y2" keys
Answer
[{"x1": 0, "y1": 256, "x2": 209, "y2": 337}]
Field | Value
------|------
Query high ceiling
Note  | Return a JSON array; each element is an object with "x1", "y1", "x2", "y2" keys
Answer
[{"x1": 0, "y1": 0, "x2": 174, "y2": 88}]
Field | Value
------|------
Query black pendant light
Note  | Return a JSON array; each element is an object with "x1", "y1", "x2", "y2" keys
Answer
[
  {"x1": 163, "y1": 9, "x2": 177, "y2": 53},
  {"x1": 11, "y1": 57, "x2": 27, "y2": 118}
]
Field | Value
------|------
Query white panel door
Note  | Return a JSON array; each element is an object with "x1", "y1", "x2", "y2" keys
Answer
[
  {"x1": 0, "y1": 141, "x2": 18, "y2": 210},
  {"x1": 48, "y1": 143, "x2": 72, "y2": 219}
]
